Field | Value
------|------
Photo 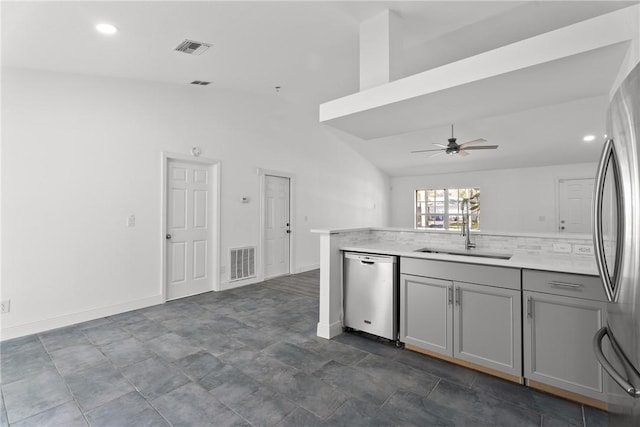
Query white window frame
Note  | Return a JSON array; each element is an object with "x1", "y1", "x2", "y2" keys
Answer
[{"x1": 415, "y1": 188, "x2": 480, "y2": 230}]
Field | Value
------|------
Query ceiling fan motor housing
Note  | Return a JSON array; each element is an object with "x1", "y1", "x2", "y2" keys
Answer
[{"x1": 447, "y1": 137, "x2": 460, "y2": 154}]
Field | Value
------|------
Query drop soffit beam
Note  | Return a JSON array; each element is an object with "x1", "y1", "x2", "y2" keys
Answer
[{"x1": 319, "y1": 6, "x2": 639, "y2": 140}]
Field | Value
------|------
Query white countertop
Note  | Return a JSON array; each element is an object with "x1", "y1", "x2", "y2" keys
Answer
[
  {"x1": 311, "y1": 227, "x2": 592, "y2": 241},
  {"x1": 340, "y1": 241, "x2": 599, "y2": 276}
]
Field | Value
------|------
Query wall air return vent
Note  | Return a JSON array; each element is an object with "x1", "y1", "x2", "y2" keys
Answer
[
  {"x1": 229, "y1": 247, "x2": 256, "y2": 281},
  {"x1": 174, "y1": 39, "x2": 212, "y2": 55},
  {"x1": 190, "y1": 80, "x2": 211, "y2": 86}
]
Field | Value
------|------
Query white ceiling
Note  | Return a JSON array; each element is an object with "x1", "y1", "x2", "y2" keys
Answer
[{"x1": 3, "y1": 1, "x2": 638, "y2": 176}]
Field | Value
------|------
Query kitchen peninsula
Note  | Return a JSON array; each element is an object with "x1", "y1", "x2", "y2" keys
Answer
[{"x1": 312, "y1": 227, "x2": 607, "y2": 408}]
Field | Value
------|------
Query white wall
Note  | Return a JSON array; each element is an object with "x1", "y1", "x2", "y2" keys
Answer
[
  {"x1": 1, "y1": 68, "x2": 389, "y2": 338},
  {"x1": 390, "y1": 163, "x2": 597, "y2": 233},
  {"x1": 609, "y1": 4, "x2": 640, "y2": 98}
]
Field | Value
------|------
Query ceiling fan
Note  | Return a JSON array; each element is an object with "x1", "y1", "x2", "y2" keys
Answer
[{"x1": 411, "y1": 125, "x2": 498, "y2": 157}]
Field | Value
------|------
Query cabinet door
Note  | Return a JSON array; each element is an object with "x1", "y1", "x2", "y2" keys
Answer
[
  {"x1": 453, "y1": 282, "x2": 522, "y2": 377},
  {"x1": 523, "y1": 291, "x2": 606, "y2": 400},
  {"x1": 400, "y1": 274, "x2": 453, "y2": 356}
]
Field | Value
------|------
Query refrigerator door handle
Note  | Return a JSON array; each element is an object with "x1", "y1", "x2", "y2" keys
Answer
[
  {"x1": 593, "y1": 326, "x2": 640, "y2": 398},
  {"x1": 593, "y1": 138, "x2": 621, "y2": 302}
]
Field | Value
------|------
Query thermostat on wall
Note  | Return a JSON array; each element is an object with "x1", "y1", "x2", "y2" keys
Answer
[{"x1": 241, "y1": 196, "x2": 250, "y2": 203}]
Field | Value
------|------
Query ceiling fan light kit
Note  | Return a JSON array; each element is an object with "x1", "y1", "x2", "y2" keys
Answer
[{"x1": 411, "y1": 124, "x2": 499, "y2": 157}]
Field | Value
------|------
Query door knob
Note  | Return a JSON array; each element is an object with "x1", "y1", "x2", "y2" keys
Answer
[
  {"x1": 166, "y1": 234, "x2": 172, "y2": 240},
  {"x1": 286, "y1": 230, "x2": 291, "y2": 234},
  {"x1": 560, "y1": 226, "x2": 565, "y2": 230}
]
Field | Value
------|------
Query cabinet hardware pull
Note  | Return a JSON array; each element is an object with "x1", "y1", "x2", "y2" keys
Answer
[
  {"x1": 593, "y1": 327, "x2": 640, "y2": 398},
  {"x1": 548, "y1": 281, "x2": 583, "y2": 289},
  {"x1": 593, "y1": 138, "x2": 622, "y2": 303},
  {"x1": 448, "y1": 287, "x2": 453, "y2": 305},
  {"x1": 526, "y1": 297, "x2": 533, "y2": 318},
  {"x1": 455, "y1": 288, "x2": 460, "y2": 305}
]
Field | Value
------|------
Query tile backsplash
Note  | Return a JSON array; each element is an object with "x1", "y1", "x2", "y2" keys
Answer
[{"x1": 334, "y1": 228, "x2": 595, "y2": 256}]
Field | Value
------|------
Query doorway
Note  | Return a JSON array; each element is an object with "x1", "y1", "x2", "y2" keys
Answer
[
  {"x1": 260, "y1": 171, "x2": 293, "y2": 279},
  {"x1": 557, "y1": 178, "x2": 594, "y2": 234},
  {"x1": 162, "y1": 154, "x2": 220, "y2": 301}
]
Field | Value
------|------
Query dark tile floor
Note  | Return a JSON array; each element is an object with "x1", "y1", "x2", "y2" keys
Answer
[{"x1": 1, "y1": 270, "x2": 607, "y2": 426}]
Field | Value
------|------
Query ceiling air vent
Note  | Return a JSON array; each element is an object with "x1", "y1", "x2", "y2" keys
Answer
[
  {"x1": 174, "y1": 39, "x2": 211, "y2": 55},
  {"x1": 190, "y1": 80, "x2": 211, "y2": 86}
]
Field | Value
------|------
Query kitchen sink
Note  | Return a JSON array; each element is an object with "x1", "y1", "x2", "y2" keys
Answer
[{"x1": 415, "y1": 248, "x2": 512, "y2": 260}]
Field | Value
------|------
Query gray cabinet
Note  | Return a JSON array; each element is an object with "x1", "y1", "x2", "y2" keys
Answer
[
  {"x1": 400, "y1": 274, "x2": 452, "y2": 354},
  {"x1": 454, "y1": 281, "x2": 521, "y2": 377},
  {"x1": 523, "y1": 269, "x2": 607, "y2": 405},
  {"x1": 400, "y1": 257, "x2": 522, "y2": 380}
]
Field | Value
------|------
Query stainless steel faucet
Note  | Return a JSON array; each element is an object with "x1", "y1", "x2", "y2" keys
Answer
[{"x1": 461, "y1": 197, "x2": 476, "y2": 250}]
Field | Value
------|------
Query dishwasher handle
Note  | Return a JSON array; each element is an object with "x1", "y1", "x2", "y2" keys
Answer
[{"x1": 344, "y1": 252, "x2": 397, "y2": 264}]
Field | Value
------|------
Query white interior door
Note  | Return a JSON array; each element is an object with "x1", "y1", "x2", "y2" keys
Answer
[
  {"x1": 558, "y1": 178, "x2": 594, "y2": 233},
  {"x1": 166, "y1": 160, "x2": 212, "y2": 300},
  {"x1": 264, "y1": 175, "x2": 290, "y2": 279}
]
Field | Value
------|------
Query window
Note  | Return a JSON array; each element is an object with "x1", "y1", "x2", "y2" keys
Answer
[{"x1": 415, "y1": 188, "x2": 480, "y2": 230}]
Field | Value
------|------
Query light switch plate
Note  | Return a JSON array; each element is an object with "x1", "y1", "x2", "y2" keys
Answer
[
  {"x1": 127, "y1": 215, "x2": 136, "y2": 227},
  {"x1": 552, "y1": 243, "x2": 572, "y2": 253},
  {"x1": 1, "y1": 300, "x2": 10, "y2": 314}
]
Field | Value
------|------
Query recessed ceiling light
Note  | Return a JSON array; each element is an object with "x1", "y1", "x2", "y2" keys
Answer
[
  {"x1": 583, "y1": 134, "x2": 596, "y2": 142},
  {"x1": 96, "y1": 23, "x2": 118, "y2": 35}
]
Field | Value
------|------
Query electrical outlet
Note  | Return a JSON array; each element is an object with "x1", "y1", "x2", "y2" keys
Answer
[
  {"x1": 126, "y1": 214, "x2": 136, "y2": 227},
  {"x1": 1, "y1": 300, "x2": 10, "y2": 314},
  {"x1": 552, "y1": 243, "x2": 572, "y2": 253},
  {"x1": 574, "y1": 244, "x2": 594, "y2": 255}
]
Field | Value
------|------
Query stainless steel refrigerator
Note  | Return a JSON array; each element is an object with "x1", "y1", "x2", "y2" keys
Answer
[{"x1": 593, "y1": 61, "x2": 640, "y2": 425}]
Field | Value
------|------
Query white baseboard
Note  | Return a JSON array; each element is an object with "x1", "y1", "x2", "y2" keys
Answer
[
  {"x1": 1, "y1": 295, "x2": 162, "y2": 341},
  {"x1": 219, "y1": 276, "x2": 261, "y2": 291},
  {"x1": 218, "y1": 265, "x2": 318, "y2": 292},
  {"x1": 316, "y1": 321, "x2": 343, "y2": 339},
  {"x1": 294, "y1": 263, "x2": 320, "y2": 274}
]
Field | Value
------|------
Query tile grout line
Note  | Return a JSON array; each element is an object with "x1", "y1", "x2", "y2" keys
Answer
[
  {"x1": 116, "y1": 311, "x2": 216, "y2": 427},
  {"x1": 424, "y1": 377, "x2": 442, "y2": 400},
  {"x1": 318, "y1": 395, "x2": 349, "y2": 422},
  {"x1": 37, "y1": 330, "x2": 94, "y2": 427},
  {"x1": 116, "y1": 320, "x2": 201, "y2": 427},
  {"x1": 72, "y1": 321, "x2": 142, "y2": 425},
  {"x1": 0, "y1": 387, "x2": 8, "y2": 426},
  {"x1": 468, "y1": 371, "x2": 480, "y2": 389},
  {"x1": 78, "y1": 314, "x2": 190, "y2": 426},
  {"x1": 379, "y1": 388, "x2": 400, "y2": 409}
]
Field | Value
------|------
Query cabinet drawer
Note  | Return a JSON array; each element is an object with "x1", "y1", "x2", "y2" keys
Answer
[
  {"x1": 401, "y1": 257, "x2": 520, "y2": 290},
  {"x1": 522, "y1": 269, "x2": 606, "y2": 301}
]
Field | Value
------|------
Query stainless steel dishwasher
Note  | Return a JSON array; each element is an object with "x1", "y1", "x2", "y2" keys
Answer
[{"x1": 343, "y1": 252, "x2": 398, "y2": 342}]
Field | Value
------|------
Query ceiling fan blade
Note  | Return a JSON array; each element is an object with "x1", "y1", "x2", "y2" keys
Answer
[
  {"x1": 462, "y1": 145, "x2": 499, "y2": 150},
  {"x1": 411, "y1": 148, "x2": 445, "y2": 153},
  {"x1": 459, "y1": 138, "x2": 487, "y2": 148},
  {"x1": 433, "y1": 143, "x2": 449, "y2": 148},
  {"x1": 458, "y1": 150, "x2": 470, "y2": 157},
  {"x1": 429, "y1": 151, "x2": 446, "y2": 158}
]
